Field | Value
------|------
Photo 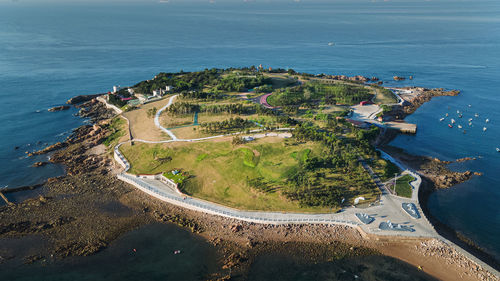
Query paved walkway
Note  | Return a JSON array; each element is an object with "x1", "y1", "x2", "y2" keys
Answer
[{"x1": 112, "y1": 94, "x2": 441, "y2": 238}]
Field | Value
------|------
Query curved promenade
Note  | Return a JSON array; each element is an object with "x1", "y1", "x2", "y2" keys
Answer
[
  {"x1": 113, "y1": 95, "x2": 437, "y2": 237},
  {"x1": 105, "y1": 93, "x2": 499, "y2": 278}
]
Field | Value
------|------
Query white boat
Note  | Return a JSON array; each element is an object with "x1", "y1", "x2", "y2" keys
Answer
[
  {"x1": 469, "y1": 122, "x2": 473, "y2": 126},
  {"x1": 439, "y1": 117, "x2": 445, "y2": 122},
  {"x1": 451, "y1": 118, "x2": 456, "y2": 124},
  {"x1": 445, "y1": 113, "x2": 449, "y2": 117},
  {"x1": 486, "y1": 119, "x2": 490, "y2": 123},
  {"x1": 496, "y1": 148, "x2": 500, "y2": 152},
  {"x1": 483, "y1": 127, "x2": 487, "y2": 131},
  {"x1": 458, "y1": 125, "x2": 462, "y2": 129},
  {"x1": 457, "y1": 110, "x2": 460, "y2": 114},
  {"x1": 468, "y1": 118, "x2": 473, "y2": 122},
  {"x1": 468, "y1": 104, "x2": 472, "y2": 107},
  {"x1": 458, "y1": 113, "x2": 463, "y2": 118},
  {"x1": 328, "y1": 42, "x2": 335, "y2": 46},
  {"x1": 475, "y1": 113, "x2": 479, "y2": 118}
]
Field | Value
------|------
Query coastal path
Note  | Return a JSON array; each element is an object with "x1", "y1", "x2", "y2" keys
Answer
[
  {"x1": 106, "y1": 90, "x2": 500, "y2": 277},
  {"x1": 112, "y1": 93, "x2": 441, "y2": 239}
]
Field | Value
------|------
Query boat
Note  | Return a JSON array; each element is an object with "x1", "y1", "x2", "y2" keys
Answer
[
  {"x1": 475, "y1": 113, "x2": 479, "y2": 118},
  {"x1": 468, "y1": 104, "x2": 472, "y2": 107},
  {"x1": 439, "y1": 117, "x2": 445, "y2": 122},
  {"x1": 468, "y1": 118, "x2": 473, "y2": 122},
  {"x1": 463, "y1": 130, "x2": 466, "y2": 134},
  {"x1": 445, "y1": 113, "x2": 449, "y2": 117},
  {"x1": 458, "y1": 125, "x2": 462, "y2": 129},
  {"x1": 496, "y1": 148, "x2": 500, "y2": 152},
  {"x1": 451, "y1": 118, "x2": 456, "y2": 124},
  {"x1": 486, "y1": 119, "x2": 490, "y2": 123},
  {"x1": 483, "y1": 127, "x2": 487, "y2": 131},
  {"x1": 469, "y1": 122, "x2": 473, "y2": 126},
  {"x1": 458, "y1": 113, "x2": 463, "y2": 118},
  {"x1": 457, "y1": 110, "x2": 460, "y2": 114},
  {"x1": 328, "y1": 42, "x2": 335, "y2": 46},
  {"x1": 448, "y1": 124, "x2": 453, "y2": 128},
  {"x1": 174, "y1": 250, "x2": 181, "y2": 254}
]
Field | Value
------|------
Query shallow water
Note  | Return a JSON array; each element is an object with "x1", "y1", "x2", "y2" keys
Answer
[
  {"x1": 0, "y1": 0, "x2": 499, "y2": 270},
  {"x1": 0, "y1": 223, "x2": 221, "y2": 281},
  {"x1": 248, "y1": 254, "x2": 436, "y2": 281}
]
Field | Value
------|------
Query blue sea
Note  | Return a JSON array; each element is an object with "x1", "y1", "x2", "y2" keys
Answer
[{"x1": 0, "y1": 0, "x2": 499, "y2": 276}]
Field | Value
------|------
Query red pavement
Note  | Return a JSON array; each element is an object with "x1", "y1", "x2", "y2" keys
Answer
[{"x1": 259, "y1": 93, "x2": 273, "y2": 108}]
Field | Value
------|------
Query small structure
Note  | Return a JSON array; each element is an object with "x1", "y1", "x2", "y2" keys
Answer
[
  {"x1": 359, "y1": 101, "x2": 373, "y2": 106},
  {"x1": 113, "y1": 85, "x2": 121, "y2": 93},
  {"x1": 165, "y1": 85, "x2": 173, "y2": 92},
  {"x1": 243, "y1": 136, "x2": 255, "y2": 142},
  {"x1": 379, "y1": 220, "x2": 415, "y2": 232},
  {"x1": 346, "y1": 119, "x2": 370, "y2": 129},
  {"x1": 402, "y1": 203, "x2": 421, "y2": 219},
  {"x1": 355, "y1": 213, "x2": 375, "y2": 224}
]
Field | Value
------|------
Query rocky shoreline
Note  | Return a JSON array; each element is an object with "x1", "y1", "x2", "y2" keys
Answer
[{"x1": 0, "y1": 95, "x2": 498, "y2": 280}]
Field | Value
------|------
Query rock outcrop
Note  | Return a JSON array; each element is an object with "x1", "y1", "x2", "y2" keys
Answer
[{"x1": 48, "y1": 105, "x2": 70, "y2": 112}]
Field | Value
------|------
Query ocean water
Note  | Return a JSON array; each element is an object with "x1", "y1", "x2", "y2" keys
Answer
[{"x1": 0, "y1": 0, "x2": 499, "y2": 274}]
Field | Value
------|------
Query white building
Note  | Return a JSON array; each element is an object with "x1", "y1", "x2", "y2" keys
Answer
[
  {"x1": 165, "y1": 85, "x2": 173, "y2": 92},
  {"x1": 113, "y1": 85, "x2": 121, "y2": 93},
  {"x1": 127, "y1": 88, "x2": 134, "y2": 94},
  {"x1": 153, "y1": 90, "x2": 159, "y2": 97}
]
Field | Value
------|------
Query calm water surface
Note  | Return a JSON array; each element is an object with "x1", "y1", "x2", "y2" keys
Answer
[{"x1": 0, "y1": 0, "x2": 499, "y2": 275}]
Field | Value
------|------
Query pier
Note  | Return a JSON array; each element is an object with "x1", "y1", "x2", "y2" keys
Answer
[{"x1": 385, "y1": 121, "x2": 417, "y2": 134}]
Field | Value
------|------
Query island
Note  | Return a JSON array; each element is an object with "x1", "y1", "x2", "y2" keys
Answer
[{"x1": 1, "y1": 67, "x2": 498, "y2": 281}]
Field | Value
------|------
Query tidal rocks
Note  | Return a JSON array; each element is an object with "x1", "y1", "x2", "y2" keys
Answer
[
  {"x1": 29, "y1": 142, "x2": 67, "y2": 156},
  {"x1": 48, "y1": 105, "x2": 70, "y2": 112},
  {"x1": 393, "y1": 76, "x2": 406, "y2": 81},
  {"x1": 66, "y1": 94, "x2": 101, "y2": 105},
  {"x1": 32, "y1": 161, "x2": 48, "y2": 167},
  {"x1": 434, "y1": 171, "x2": 474, "y2": 188}
]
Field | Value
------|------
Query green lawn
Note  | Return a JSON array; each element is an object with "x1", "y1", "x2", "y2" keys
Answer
[
  {"x1": 395, "y1": 174, "x2": 414, "y2": 198},
  {"x1": 120, "y1": 138, "x2": 334, "y2": 213},
  {"x1": 372, "y1": 86, "x2": 398, "y2": 104}
]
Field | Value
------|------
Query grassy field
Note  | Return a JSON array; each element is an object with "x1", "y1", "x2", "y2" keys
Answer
[
  {"x1": 103, "y1": 116, "x2": 129, "y2": 149},
  {"x1": 372, "y1": 86, "x2": 398, "y2": 104},
  {"x1": 122, "y1": 97, "x2": 171, "y2": 141},
  {"x1": 395, "y1": 174, "x2": 414, "y2": 198},
  {"x1": 120, "y1": 138, "x2": 335, "y2": 212}
]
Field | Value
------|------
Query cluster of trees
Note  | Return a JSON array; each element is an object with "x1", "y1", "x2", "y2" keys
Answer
[
  {"x1": 202, "y1": 103, "x2": 252, "y2": 114},
  {"x1": 246, "y1": 177, "x2": 275, "y2": 193},
  {"x1": 254, "y1": 84, "x2": 273, "y2": 93},
  {"x1": 269, "y1": 82, "x2": 373, "y2": 107},
  {"x1": 146, "y1": 107, "x2": 157, "y2": 118},
  {"x1": 214, "y1": 74, "x2": 271, "y2": 92},
  {"x1": 179, "y1": 90, "x2": 224, "y2": 101},
  {"x1": 108, "y1": 94, "x2": 127, "y2": 107},
  {"x1": 278, "y1": 123, "x2": 380, "y2": 207},
  {"x1": 166, "y1": 102, "x2": 200, "y2": 115},
  {"x1": 134, "y1": 69, "x2": 221, "y2": 94},
  {"x1": 199, "y1": 117, "x2": 254, "y2": 133}
]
